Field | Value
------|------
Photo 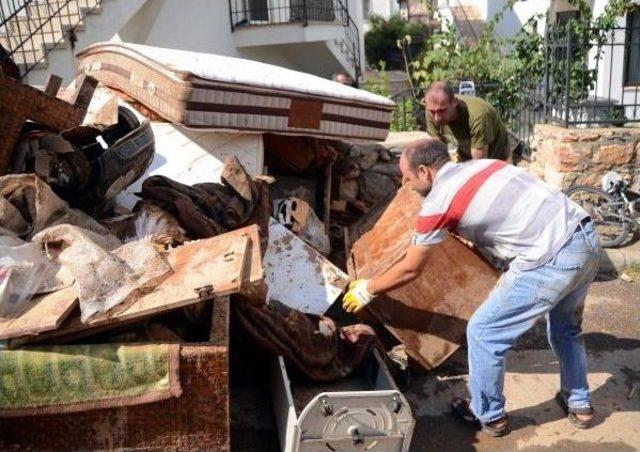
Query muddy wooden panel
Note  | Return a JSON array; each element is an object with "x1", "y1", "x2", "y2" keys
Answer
[
  {"x1": 348, "y1": 185, "x2": 498, "y2": 370},
  {"x1": 0, "y1": 285, "x2": 77, "y2": 340},
  {"x1": 15, "y1": 225, "x2": 263, "y2": 344}
]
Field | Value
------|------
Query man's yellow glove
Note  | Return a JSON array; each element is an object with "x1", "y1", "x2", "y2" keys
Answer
[{"x1": 342, "y1": 279, "x2": 374, "y2": 313}]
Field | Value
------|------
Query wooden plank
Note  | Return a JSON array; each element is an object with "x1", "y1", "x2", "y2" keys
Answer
[
  {"x1": 104, "y1": 236, "x2": 249, "y2": 324},
  {"x1": 237, "y1": 224, "x2": 267, "y2": 302},
  {"x1": 0, "y1": 285, "x2": 77, "y2": 340},
  {"x1": 347, "y1": 185, "x2": 498, "y2": 370},
  {"x1": 209, "y1": 296, "x2": 230, "y2": 347},
  {"x1": 331, "y1": 200, "x2": 347, "y2": 212},
  {"x1": 43, "y1": 74, "x2": 63, "y2": 96},
  {"x1": 0, "y1": 74, "x2": 96, "y2": 175},
  {"x1": 16, "y1": 225, "x2": 263, "y2": 343},
  {"x1": 324, "y1": 162, "x2": 332, "y2": 235}
]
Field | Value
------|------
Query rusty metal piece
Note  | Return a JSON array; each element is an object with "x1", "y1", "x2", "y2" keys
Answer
[{"x1": 347, "y1": 185, "x2": 498, "y2": 370}]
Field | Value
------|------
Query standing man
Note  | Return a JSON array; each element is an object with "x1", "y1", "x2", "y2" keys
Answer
[
  {"x1": 343, "y1": 139, "x2": 599, "y2": 436},
  {"x1": 425, "y1": 81, "x2": 510, "y2": 162}
]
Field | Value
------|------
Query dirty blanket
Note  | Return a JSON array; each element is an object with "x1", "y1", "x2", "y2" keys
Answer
[
  {"x1": 235, "y1": 300, "x2": 384, "y2": 381},
  {"x1": 0, "y1": 343, "x2": 181, "y2": 417},
  {"x1": 137, "y1": 157, "x2": 270, "y2": 252}
]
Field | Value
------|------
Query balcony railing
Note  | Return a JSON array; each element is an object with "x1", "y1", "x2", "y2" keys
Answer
[{"x1": 228, "y1": 0, "x2": 361, "y2": 84}]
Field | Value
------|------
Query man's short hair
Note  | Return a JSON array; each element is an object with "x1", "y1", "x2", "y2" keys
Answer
[
  {"x1": 403, "y1": 138, "x2": 451, "y2": 171},
  {"x1": 425, "y1": 81, "x2": 455, "y2": 101},
  {"x1": 332, "y1": 71, "x2": 352, "y2": 83}
]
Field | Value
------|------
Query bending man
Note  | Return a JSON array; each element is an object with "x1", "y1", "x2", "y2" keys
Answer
[
  {"x1": 343, "y1": 138, "x2": 599, "y2": 436},
  {"x1": 425, "y1": 81, "x2": 510, "y2": 161}
]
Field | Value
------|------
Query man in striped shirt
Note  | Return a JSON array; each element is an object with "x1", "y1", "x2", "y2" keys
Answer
[{"x1": 343, "y1": 138, "x2": 600, "y2": 436}]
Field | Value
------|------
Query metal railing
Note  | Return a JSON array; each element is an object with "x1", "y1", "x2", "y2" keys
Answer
[
  {"x1": 1, "y1": 0, "x2": 103, "y2": 78},
  {"x1": 228, "y1": 0, "x2": 361, "y2": 84},
  {"x1": 544, "y1": 21, "x2": 640, "y2": 127}
]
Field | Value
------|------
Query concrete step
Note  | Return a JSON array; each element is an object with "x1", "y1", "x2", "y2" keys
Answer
[
  {"x1": 0, "y1": 28, "x2": 66, "y2": 53},
  {"x1": 450, "y1": 5, "x2": 485, "y2": 45},
  {"x1": 7, "y1": 46, "x2": 48, "y2": 69},
  {"x1": 2, "y1": 0, "x2": 108, "y2": 78},
  {"x1": 6, "y1": 12, "x2": 88, "y2": 35},
  {"x1": 33, "y1": 0, "x2": 102, "y2": 8},
  {"x1": 27, "y1": 1, "x2": 102, "y2": 20}
]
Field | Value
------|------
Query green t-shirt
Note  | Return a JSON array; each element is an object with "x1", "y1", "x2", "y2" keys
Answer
[{"x1": 426, "y1": 95, "x2": 510, "y2": 161}]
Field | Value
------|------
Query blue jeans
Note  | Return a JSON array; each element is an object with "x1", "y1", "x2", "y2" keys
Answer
[{"x1": 467, "y1": 221, "x2": 601, "y2": 423}]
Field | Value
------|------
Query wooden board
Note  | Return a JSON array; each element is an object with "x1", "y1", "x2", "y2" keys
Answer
[
  {"x1": 209, "y1": 296, "x2": 230, "y2": 347},
  {"x1": 0, "y1": 74, "x2": 97, "y2": 175},
  {"x1": 347, "y1": 185, "x2": 499, "y2": 370},
  {"x1": 0, "y1": 285, "x2": 77, "y2": 340},
  {"x1": 12, "y1": 225, "x2": 263, "y2": 343}
]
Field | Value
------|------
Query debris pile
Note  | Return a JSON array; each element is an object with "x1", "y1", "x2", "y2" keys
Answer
[
  {"x1": 0, "y1": 43, "x2": 392, "y2": 402},
  {"x1": 0, "y1": 42, "x2": 494, "y2": 451}
]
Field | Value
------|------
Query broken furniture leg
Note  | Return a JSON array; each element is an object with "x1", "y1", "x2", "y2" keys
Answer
[{"x1": 0, "y1": 73, "x2": 97, "y2": 175}]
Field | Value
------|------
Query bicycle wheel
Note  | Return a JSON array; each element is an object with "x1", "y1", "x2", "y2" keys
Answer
[{"x1": 564, "y1": 185, "x2": 630, "y2": 248}]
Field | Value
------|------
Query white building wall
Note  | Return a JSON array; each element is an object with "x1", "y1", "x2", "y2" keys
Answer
[
  {"x1": 20, "y1": 0, "x2": 365, "y2": 84},
  {"x1": 497, "y1": 1, "x2": 551, "y2": 37},
  {"x1": 365, "y1": 0, "x2": 400, "y2": 19},
  {"x1": 118, "y1": 0, "x2": 364, "y2": 80}
]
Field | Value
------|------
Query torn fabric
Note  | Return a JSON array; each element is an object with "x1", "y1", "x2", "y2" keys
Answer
[
  {"x1": 235, "y1": 299, "x2": 384, "y2": 381},
  {"x1": 33, "y1": 224, "x2": 172, "y2": 323},
  {"x1": 0, "y1": 174, "x2": 117, "y2": 242}
]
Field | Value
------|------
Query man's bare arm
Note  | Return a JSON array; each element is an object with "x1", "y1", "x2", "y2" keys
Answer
[
  {"x1": 470, "y1": 146, "x2": 489, "y2": 159},
  {"x1": 368, "y1": 245, "x2": 432, "y2": 295}
]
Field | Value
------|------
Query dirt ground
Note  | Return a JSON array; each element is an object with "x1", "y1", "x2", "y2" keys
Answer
[{"x1": 230, "y1": 277, "x2": 640, "y2": 451}]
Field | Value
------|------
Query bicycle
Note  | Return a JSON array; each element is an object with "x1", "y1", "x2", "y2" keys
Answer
[{"x1": 564, "y1": 171, "x2": 640, "y2": 248}]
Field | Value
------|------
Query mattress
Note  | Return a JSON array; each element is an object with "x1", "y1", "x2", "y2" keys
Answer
[{"x1": 76, "y1": 42, "x2": 395, "y2": 142}]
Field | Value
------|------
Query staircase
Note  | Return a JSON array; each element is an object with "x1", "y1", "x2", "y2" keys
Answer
[
  {"x1": 0, "y1": 0, "x2": 107, "y2": 78},
  {"x1": 449, "y1": 2, "x2": 484, "y2": 46}
]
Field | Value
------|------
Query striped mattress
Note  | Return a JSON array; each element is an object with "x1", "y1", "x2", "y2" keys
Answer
[{"x1": 76, "y1": 42, "x2": 395, "y2": 142}]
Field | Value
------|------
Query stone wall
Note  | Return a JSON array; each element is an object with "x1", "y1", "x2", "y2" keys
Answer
[{"x1": 530, "y1": 124, "x2": 640, "y2": 190}]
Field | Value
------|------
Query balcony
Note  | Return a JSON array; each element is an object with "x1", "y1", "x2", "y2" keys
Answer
[
  {"x1": 229, "y1": 0, "x2": 348, "y2": 30},
  {"x1": 228, "y1": 0, "x2": 361, "y2": 80}
]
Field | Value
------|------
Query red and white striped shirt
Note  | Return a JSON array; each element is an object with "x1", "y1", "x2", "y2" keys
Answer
[{"x1": 412, "y1": 160, "x2": 588, "y2": 270}]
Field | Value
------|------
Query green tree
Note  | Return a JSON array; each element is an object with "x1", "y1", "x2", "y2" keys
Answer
[{"x1": 364, "y1": 14, "x2": 431, "y2": 69}]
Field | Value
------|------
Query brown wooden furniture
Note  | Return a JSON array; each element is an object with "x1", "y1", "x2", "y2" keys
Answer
[{"x1": 348, "y1": 185, "x2": 499, "y2": 370}]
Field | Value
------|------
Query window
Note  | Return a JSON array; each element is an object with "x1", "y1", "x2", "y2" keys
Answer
[
  {"x1": 556, "y1": 10, "x2": 579, "y2": 25},
  {"x1": 624, "y1": 9, "x2": 640, "y2": 85}
]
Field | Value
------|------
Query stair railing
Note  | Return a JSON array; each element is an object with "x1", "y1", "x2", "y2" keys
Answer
[{"x1": 0, "y1": 0, "x2": 103, "y2": 78}]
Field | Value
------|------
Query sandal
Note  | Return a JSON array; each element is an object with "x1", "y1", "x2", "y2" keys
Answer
[
  {"x1": 451, "y1": 397, "x2": 510, "y2": 437},
  {"x1": 555, "y1": 392, "x2": 594, "y2": 429}
]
